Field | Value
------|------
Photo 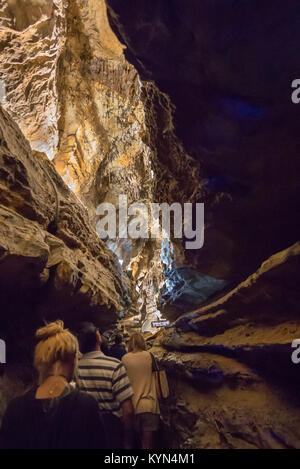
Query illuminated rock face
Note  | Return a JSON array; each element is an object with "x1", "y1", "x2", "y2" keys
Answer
[
  {"x1": 106, "y1": 0, "x2": 300, "y2": 281},
  {"x1": 53, "y1": 0, "x2": 146, "y2": 197},
  {"x1": 0, "y1": 97, "x2": 136, "y2": 428},
  {"x1": 0, "y1": 0, "x2": 153, "y2": 197},
  {"x1": 0, "y1": 0, "x2": 65, "y2": 159},
  {"x1": 1, "y1": 0, "x2": 300, "y2": 450},
  {"x1": 0, "y1": 104, "x2": 132, "y2": 359},
  {"x1": 0, "y1": 0, "x2": 205, "y2": 326},
  {"x1": 103, "y1": 0, "x2": 300, "y2": 448}
]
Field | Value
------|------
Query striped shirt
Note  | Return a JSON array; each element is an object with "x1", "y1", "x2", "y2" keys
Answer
[{"x1": 76, "y1": 351, "x2": 133, "y2": 418}]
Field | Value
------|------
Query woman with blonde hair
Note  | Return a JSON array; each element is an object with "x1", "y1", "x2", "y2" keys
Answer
[
  {"x1": 122, "y1": 332, "x2": 160, "y2": 449},
  {"x1": 0, "y1": 320, "x2": 106, "y2": 449}
]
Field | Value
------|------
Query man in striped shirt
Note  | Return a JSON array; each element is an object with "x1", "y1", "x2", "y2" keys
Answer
[{"x1": 76, "y1": 322, "x2": 134, "y2": 449}]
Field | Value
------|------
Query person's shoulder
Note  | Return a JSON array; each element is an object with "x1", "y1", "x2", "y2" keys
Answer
[
  {"x1": 79, "y1": 353, "x2": 120, "y2": 366},
  {"x1": 103, "y1": 354, "x2": 122, "y2": 367},
  {"x1": 71, "y1": 389, "x2": 99, "y2": 408},
  {"x1": 76, "y1": 390, "x2": 95, "y2": 402},
  {"x1": 92, "y1": 353, "x2": 122, "y2": 370},
  {"x1": 3, "y1": 388, "x2": 36, "y2": 415},
  {"x1": 141, "y1": 350, "x2": 152, "y2": 362},
  {"x1": 138, "y1": 350, "x2": 150, "y2": 356},
  {"x1": 121, "y1": 351, "x2": 131, "y2": 360}
]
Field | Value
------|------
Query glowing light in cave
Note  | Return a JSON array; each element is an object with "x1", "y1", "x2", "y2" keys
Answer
[
  {"x1": 137, "y1": 76, "x2": 143, "y2": 99},
  {"x1": 160, "y1": 237, "x2": 177, "y2": 301},
  {"x1": 67, "y1": 179, "x2": 77, "y2": 192},
  {"x1": 0, "y1": 80, "x2": 6, "y2": 104},
  {"x1": 160, "y1": 238, "x2": 173, "y2": 269}
]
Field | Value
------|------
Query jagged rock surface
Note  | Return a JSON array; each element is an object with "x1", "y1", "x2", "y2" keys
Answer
[
  {"x1": 0, "y1": 0, "x2": 300, "y2": 451},
  {"x1": 0, "y1": 0, "x2": 208, "y2": 322},
  {"x1": 0, "y1": 104, "x2": 133, "y2": 360},
  {"x1": 151, "y1": 243, "x2": 300, "y2": 448},
  {"x1": 107, "y1": 0, "x2": 300, "y2": 282},
  {"x1": 0, "y1": 0, "x2": 66, "y2": 159}
]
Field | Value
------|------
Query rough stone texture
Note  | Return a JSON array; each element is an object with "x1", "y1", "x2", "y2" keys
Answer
[
  {"x1": 0, "y1": 0, "x2": 210, "y2": 322},
  {"x1": 151, "y1": 243, "x2": 300, "y2": 448},
  {"x1": 107, "y1": 0, "x2": 300, "y2": 282},
  {"x1": 0, "y1": 0, "x2": 300, "y2": 450},
  {"x1": 155, "y1": 350, "x2": 300, "y2": 449},
  {"x1": 0, "y1": 0, "x2": 66, "y2": 159},
  {"x1": 0, "y1": 104, "x2": 133, "y2": 363},
  {"x1": 51, "y1": 0, "x2": 206, "y2": 321},
  {"x1": 1, "y1": 0, "x2": 299, "y2": 310}
]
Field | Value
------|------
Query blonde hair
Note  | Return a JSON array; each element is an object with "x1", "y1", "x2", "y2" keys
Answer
[
  {"x1": 34, "y1": 320, "x2": 78, "y2": 382},
  {"x1": 128, "y1": 332, "x2": 146, "y2": 352}
]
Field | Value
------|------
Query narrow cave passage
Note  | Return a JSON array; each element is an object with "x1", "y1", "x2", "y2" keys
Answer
[{"x1": 0, "y1": 0, "x2": 300, "y2": 452}]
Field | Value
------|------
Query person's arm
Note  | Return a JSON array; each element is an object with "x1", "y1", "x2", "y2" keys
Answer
[
  {"x1": 81, "y1": 394, "x2": 108, "y2": 449},
  {"x1": 112, "y1": 363, "x2": 135, "y2": 449},
  {"x1": 120, "y1": 398, "x2": 134, "y2": 449}
]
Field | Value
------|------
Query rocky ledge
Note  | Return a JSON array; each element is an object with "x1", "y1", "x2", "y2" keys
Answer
[
  {"x1": 151, "y1": 243, "x2": 300, "y2": 449},
  {"x1": 0, "y1": 104, "x2": 133, "y2": 386}
]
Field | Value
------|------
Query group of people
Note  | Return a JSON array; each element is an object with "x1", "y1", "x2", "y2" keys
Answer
[
  {"x1": 102, "y1": 332, "x2": 128, "y2": 361},
  {"x1": 0, "y1": 320, "x2": 161, "y2": 449}
]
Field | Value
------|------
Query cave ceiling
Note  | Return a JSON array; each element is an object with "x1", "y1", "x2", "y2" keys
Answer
[
  {"x1": 0, "y1": 0, "x2": 300, "y2": 322},
  {"x1": 107, "y1": 0, "x2": 300, "y2": 281}
]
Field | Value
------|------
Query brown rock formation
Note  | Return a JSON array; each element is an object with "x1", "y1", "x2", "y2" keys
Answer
[
  {"x1": 0, "y1": 0, "x2": 205, "y2": 329},
  {"x1": 0, "y1": 0, "x2": 300, "y2": 451},
  {"x1": 107, "y1": 0, "x2": 300, "y2": 281},
  {"x1": 0, "y1": 0, "x2": 65, "y2": 159},
  {"x1": 151, "y1": 243, "x2": 300, "y2": 448},
  {"x1": 0, "y1": 103, "x2": 133, "y2": 359}
]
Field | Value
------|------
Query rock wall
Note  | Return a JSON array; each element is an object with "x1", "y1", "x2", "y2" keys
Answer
[
  {"x1": 0, "y1": 0, "x2": 65, "y2": 159},
  {"x1": 107, "y1": 0, "x2": 300, "y2": 281},
  {"x1": 151, "y1": 243, "x2": 300, "y2": 448},
  {"x1": 0, "y1": 0, "x2": 300, "y2": 450},
  {"x1": 0, "y1": 102, "x2": 133, "y2": 361},
  {"x1": 0, "y1": 0, "x2": 210, "y2": 324}
]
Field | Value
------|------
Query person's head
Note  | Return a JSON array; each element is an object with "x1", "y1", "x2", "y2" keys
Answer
[
  {"x1": 115, "y1": 334, "x2": 123, "y2": 345},
  {"x1": 34, "y1": 320, "x2": 78, "y2": 384},
  {"x1": 128, "y1": 332, "x2": 146, "y2": 352},
  {"x1": 77, "y1": 322, "x2": 101, "y2": 354}
]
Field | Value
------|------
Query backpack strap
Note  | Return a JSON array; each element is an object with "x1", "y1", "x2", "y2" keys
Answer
[{"x1": 150, "y1": 352, "x2": 159, "y2": 372}]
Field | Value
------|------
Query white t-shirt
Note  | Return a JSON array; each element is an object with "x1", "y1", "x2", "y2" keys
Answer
[{"x1": 122, "y1": 351, "x2": 160, "y2": 415}]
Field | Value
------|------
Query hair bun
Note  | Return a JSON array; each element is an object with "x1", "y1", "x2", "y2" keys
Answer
[{"x1": 36, "y1": 320, "x2": 65, "y2": 340}]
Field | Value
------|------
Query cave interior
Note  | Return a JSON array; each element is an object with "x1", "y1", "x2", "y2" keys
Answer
[{"x1": 0, "y1": 0, "x2": 300, "y2": 449}]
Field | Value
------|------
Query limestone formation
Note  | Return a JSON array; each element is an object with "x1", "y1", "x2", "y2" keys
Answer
[
  {"x1": 0, "y1": 102, "x2": 133, "y2": 353},
  {"x1": 0, "y1": 0, "x2": 300, "y2": 451},
  {"x1": 0, "y1": 0, "x2": 203, "y2": 330},
  {"x1": 152, "y1": 243, "x2": 300, "y2": 448},
  {"x1": 107, "y1": 0, "x2": 300, "y2": 280}
]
